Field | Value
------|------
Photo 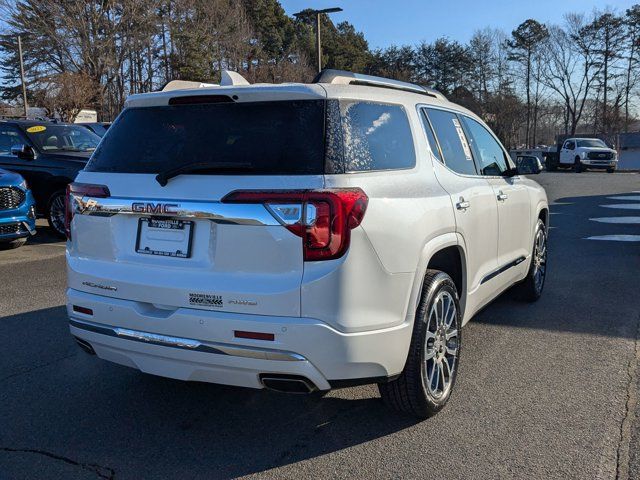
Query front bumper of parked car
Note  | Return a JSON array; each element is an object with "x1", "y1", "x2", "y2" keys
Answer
[
  {"x1": 0, "y1": 189, "x2": 36, "y2": 241},
  {"x1": 579, "y1": 159, "x2": 617, "y2": 169}
]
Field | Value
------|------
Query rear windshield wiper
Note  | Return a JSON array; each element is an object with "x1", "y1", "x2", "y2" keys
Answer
[{"x1": 156, "y1": 161, "x2": 253, "y2": 186}]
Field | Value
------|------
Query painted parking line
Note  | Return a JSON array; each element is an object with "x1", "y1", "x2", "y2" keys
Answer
[
  {"x1": 601, "y1": 204, "x2": 640, "y2": 210},
  {"x1": 590, "y1": 217, "x2": 640, "y2": 224},
  {"x1": 606, "y1": 196, "x2": 640, "y2": 201},
  {"x1": 585, "y1": 235, "x2": 640, "y2": 242}
]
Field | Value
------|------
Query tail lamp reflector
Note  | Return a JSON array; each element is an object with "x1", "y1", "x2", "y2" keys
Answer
[
  {"x1": 72, "y1": 305, "x2": 94, "y2": 316},
  {"x1": 234, "y1": 330, "x2": 275, "y2": 341}
]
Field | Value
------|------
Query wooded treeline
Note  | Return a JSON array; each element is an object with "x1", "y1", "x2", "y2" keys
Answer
[{"x1": 0, "y1": 0, "x2": 639, "y2": 147}]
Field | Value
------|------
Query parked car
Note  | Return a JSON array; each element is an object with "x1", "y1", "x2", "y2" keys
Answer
[
  {"x1": 0, "y1": 168, "x2": 36, "y2": 249},
  {"x1": 78, "y1": 122, "x2": 111, "y2": 137},
  {"x1": 0, "y1": 119, "x2": 100, "y2": 236},
  {"x1": 66, "y1": 70, "x2": 549, "y2": 418},
  {"x1": 515, "y1": 155, "x2": 544, "y2": 175},
  {"x1": 546, "y1": 137, "x2": 617, "y2": 173}
]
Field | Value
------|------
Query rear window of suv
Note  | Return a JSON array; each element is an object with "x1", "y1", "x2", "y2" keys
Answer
[
  {"x1": 86, "y1": 98, "x2": 416, "y2": 175},
  {"x1": 86, "y1": 100, "x2": 326, "y2": 175}
]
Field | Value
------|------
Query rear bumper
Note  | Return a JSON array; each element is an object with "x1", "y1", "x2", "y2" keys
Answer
[{"x1": 67, "y1": 288, "x2": 412, "y2": 391}]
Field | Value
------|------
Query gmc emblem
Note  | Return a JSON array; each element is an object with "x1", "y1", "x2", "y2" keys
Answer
[{"x1": 132, "y1": 202, "x2": 178, "y2": 214}]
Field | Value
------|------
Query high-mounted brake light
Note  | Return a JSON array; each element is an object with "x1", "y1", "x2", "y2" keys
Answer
[
  {"x1": 65, "y1": 182, "x2": 111, "y2": 240},
  {"x1": 222, "y1": 189, "x2": 368, "y2": 261}
]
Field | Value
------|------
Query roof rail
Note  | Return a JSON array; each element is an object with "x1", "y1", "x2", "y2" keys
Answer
[
  {"x1": 313, "y1": 69, "x2": 446, "y2": 100},
  {"x1": 161, "y1": 71, "x2": 251, "y2": 92}
]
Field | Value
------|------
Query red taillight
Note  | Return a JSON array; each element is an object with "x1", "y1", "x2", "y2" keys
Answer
[
  {"x1": 222, "y1": 188, "x2": 368, "y2": 261},
  {"x1": 65, "y1": 182, "x2": 111, "y2": 240}
]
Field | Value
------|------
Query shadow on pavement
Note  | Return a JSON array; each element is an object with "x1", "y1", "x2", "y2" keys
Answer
[
  {"x1": 27, "y1": 224, "x2": 65, "y2": 245},
  {"x1": 0, "y1": 305, "x2": 418, "y2": 478}
]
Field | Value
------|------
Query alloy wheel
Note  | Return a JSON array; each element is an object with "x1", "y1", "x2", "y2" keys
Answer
[
  {"x1": 423, "y1": 290, "x2": 459, "y2": 399},
  {"x1": 50, "y1": 194, "x2": 66, "y2": 235},
  {"x1": 533, "y1": 227, "x2": 547, "y2": 293}
]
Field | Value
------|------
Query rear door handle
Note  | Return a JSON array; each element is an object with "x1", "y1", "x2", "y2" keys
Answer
[
  {"x1": 456, "y1": 198, "x2": 470, "y2": 210},
  {"x1": 497, "y1": 191, "x2": 508, "y2": 201}
]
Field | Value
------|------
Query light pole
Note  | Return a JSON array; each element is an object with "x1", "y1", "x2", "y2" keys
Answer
[{"x1": 294, "y1": 7, "x2": 343, "y2": 73}]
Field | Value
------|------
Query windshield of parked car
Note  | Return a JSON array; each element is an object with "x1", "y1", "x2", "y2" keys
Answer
[
  {"x1": 577, "y1": 139, "x2": 607, "y2": 148},
  {"x1": 24, "y1": 124, "x2": 100, "y2": 153},
  {"x1": 86, "y1": 100, "x2": 326, "y2": 174}
]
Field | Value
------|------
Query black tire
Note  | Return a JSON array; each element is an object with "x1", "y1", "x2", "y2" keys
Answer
[
  {"x1": 0, "y1": 238, "x2": 27, "y2": 250},
  {"x1": 514, "y1": 219, "x2": 547, "y2": 302},
  {"x1": 574, "y1": 157, "x2": 583, "y2": 173},
  {"x1": 545, "y1": 155, "x2": 558, "y2": 171},
  {"x1": 607, "y1": 168, "x2": 615, "y2": 173},
  {"x1": 46, "y1": 190, "x2": 67, "y2": 238},
  {"x1": 378, "y1": 270, "x2": 461, "y2": 418}
]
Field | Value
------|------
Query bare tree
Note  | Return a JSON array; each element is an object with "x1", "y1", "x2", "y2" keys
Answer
[
  {"x1": 623, "y1": 5, "x2": 640, "y2": 131},
  {"x1": 507, "y1": 19, "x2": 549, "y2": 147},
  {"x1": 581, "y1": 10, "x2": 626, "y2": 133},
  {"x1": 36, "y1": 71, "x2": 96, "y2": 121},
  {"x1": 540, "y1": 15, "x2": 601, "y2": 135}
]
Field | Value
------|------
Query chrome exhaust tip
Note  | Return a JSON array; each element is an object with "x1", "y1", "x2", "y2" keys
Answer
[
  {"x1": 259, "y1": 374, "x2": 317, "y2": 394},
  {"x1": 73, "y1": 336, "x2": 96, "y2": 355}
]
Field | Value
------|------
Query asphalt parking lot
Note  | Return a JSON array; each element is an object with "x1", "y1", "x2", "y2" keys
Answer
[{"x1": 1, "y1": 171, "x2": 639, "y2": 480}]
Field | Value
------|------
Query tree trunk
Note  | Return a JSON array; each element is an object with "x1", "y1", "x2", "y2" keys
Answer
[{"x1": 525, "y1": 49, "x2": 531, "y2": 148}]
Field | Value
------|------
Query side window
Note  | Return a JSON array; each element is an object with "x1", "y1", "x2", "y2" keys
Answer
[
  {"x1": 0, "y1": 125, "x2": 24, "y2": 155},
  {"x1": 334, "y1": 101, "x2": 416, "y2": 172},
  {"x1": 419, "y1": 109, "x2": 443, "y2": 163},
  {"x1": 461, "y1": 116, "x2": 509, "y2": 176},
  {"x1": 565, "y1": 141, "x2": 575, "y2": 150},
  {"x1": 425, "y1": 108, "x2": 476, "y2": 175}
]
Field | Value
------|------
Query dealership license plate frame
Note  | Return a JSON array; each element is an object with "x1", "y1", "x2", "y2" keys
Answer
[{"x1": 135, "y1": 217, "x2": 194, "y2": 258}]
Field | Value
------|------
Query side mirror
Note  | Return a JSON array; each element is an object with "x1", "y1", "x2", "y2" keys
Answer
[
  {"x1": 11, "y1": 144, "x2": 35, "y2": 160},
  {"x1": 516, "y1": 155, "x2": 542, "y2": 175}
]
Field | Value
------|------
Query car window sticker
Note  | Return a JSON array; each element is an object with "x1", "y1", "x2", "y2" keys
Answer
[{"x1": 452, "y1": 118, "x2": 473, "y2": 161}]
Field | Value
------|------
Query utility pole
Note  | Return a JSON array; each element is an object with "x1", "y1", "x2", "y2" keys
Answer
[
  {"x1": 316, "y1": 12, "x2": 322, "y2": 73},
  {"x1": 17, "y1": 36, "x2": 28, "y2": 118},
  {"x1": 294, "y1": 7, "x2": 343, "y2": 73}
]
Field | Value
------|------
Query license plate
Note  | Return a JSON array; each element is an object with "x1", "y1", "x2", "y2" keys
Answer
[{"x1": 135, "y1": 217, "x2": 193, "y2": 258}]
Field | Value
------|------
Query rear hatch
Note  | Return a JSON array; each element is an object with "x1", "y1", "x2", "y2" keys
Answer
[{"x1": 68, "y1": 89, "x2": 327, "y2": 317}]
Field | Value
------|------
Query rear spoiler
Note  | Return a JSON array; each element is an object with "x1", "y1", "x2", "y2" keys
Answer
[{"x1": 161, "y1": 71, "x2": 250, "y2": 92}]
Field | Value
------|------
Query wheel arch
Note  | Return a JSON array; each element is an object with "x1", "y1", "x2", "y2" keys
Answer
[
  {"x1": 34, "y1": 175, "x2": 73, "y2": 213},
  {"x1": 537, "y1": 206, "x2": 549, "y2": 227},
  {"x1": 405, "y1": 233, "x2": 468, "y2": 330}
]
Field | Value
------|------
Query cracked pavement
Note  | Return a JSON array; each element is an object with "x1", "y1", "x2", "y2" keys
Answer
[{"x1": 0, "y1": 173, "x2": 639, "y2": 479}]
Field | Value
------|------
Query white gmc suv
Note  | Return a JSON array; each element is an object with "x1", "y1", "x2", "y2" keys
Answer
[{"x1": 66, "y1": 70, "x2": 549, "y2": 418}]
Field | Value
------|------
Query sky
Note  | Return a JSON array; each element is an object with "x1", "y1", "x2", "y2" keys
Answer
[{"x1": 280, "y1": 0, "x2": 640, "y2": 49}]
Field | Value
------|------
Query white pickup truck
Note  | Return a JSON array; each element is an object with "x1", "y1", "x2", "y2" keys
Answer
[{"x1": 558, "y1": 138, "x2": 617, "y2": 173}]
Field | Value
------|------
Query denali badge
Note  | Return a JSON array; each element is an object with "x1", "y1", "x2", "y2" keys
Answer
[
  {"x1": 189, "y1": 293, "x2": 223, "y2": 308},
  {"x1": 82, "y1": 281, "x2": 117, "y2": 292},
  {"x1": 132, "y1": 202, "x2": 178, "y2": 214}
]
